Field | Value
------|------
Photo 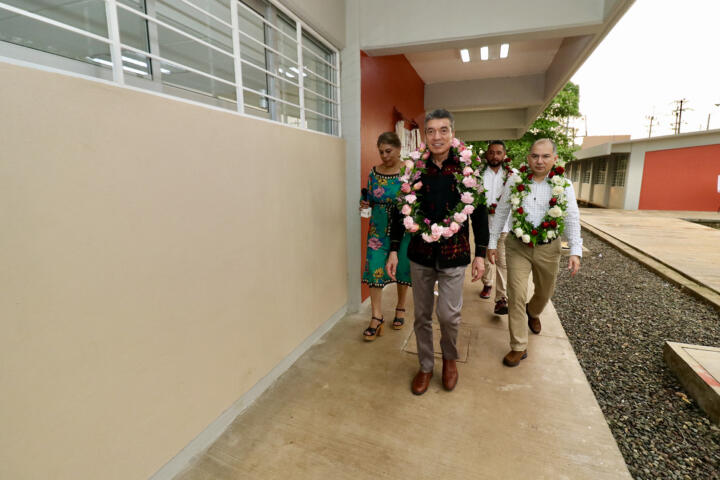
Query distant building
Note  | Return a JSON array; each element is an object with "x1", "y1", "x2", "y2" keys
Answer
[{"x1": 567, "y1": 130, "x2": 720, "y2": 211}]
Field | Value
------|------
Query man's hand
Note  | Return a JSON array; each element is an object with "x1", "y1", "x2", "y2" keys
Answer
[
  {"x1": 568, "y1": 255, "x2": 581, "y2": 276},
  {"x1": 386, "y1": 252, "x2": 399, "y2": 281},
  {"x1": 471, "y1": 256, "x2": 485, "y2": 282},
  {"x1": 486, "y1": 249, "x2": 497, "y2": 265}
]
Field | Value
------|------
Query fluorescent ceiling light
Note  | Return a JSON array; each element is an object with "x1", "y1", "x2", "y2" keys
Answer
[
  {"x1": 459, "y1": 48, "x2": 470, "y2": 63},
  {"x1": 500, "y1": 43, "x2": 509, "y2": 59},
  {"x1": 480, "y1": 46, "x2": 489, "y2": 61}
]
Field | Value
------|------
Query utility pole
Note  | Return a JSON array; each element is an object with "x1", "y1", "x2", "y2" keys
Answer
[
  {"x1": 645, "y1": 114, "x2": 658, "y2": 138},
  {"x1": 670, "y1": 98, "x2": 689, "y2": 134}
]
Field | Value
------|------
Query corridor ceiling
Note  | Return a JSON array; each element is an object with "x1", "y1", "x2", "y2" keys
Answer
[{"x1": 360, "y1": 0, "x2": 635, "y2": 140}]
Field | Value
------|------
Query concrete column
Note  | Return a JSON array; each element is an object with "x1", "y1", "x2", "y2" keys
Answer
[{"x1": 342, "y1": 0, "x2": 362, "y2": 313}]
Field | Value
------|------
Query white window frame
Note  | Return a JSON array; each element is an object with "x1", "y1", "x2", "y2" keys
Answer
[{"x1": 0, "y1": 0, "x2": 341, "y2": 136}]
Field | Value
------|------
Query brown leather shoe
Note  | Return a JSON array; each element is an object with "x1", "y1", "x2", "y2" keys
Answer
[
  {"x1": 503, "y1": 350, "x2": 528, "y2": 367},
  {"x1": 411, "y1": 370, "x2": 433, "y2": 395},
  {"x1": 479, "y1": 284, "x2": 492, "y2": 299},
  {"x1": 526, "y1": 305, "x2": 541, "y2": 334},
  {"x1": 442, "y1": 359, "x2": 458, "y2": 391}
]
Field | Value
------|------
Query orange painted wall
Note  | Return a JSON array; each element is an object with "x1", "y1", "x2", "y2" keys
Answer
[
  {"x1": 360, "y1": 51, "x2": 425, "y2": 300},
  {"x1": 638, "y1": 144, "x2": 720, "y2": 211}
]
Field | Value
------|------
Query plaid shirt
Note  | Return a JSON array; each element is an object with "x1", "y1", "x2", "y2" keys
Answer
[{"x1": 390, "y1": 153, "x2": 488, "y2": 268}]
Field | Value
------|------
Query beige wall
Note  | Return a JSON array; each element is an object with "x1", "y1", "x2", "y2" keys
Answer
[
  {"x1": 609, "y1": 187, "x2": 626, "y2": 209},
  {"x1": 0, "y1": 63, "x2": 347, "y2": 480}
]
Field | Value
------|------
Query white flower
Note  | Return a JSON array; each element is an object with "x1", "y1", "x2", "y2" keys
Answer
[
  {"x1": 522, "y1": 234, "x2": 531, "y2": 243},
  {"x1": 400, "y1": 175, "x2": 410, "y2": 183},
  {"x1": 514, "y1": 227, "x2": 523, "y2": 238},
  {"x1": 547, "y1": 230, "x2": 556, "y2": 239},
  {"x1": 509, "y1": 175, "x2": 522, "y2": 185},
  {"x1": 404, "y1": 160, "x2": 415, "y2": 170},
  {"x1": 552, "y1": 175, "x2": 565, "y2": 186},
  {"x1": 510, "y1": 196, "x2": 521, "y2": 206},
  {"x1": 548, "y1": 206, "x2": 563, "y2": 218},
  {"x1": 552, "y1": 185, "x2": 564, "y2": 196},
  {"x1": 409, "y1": 151, "x2": 421, "y2": 160}
]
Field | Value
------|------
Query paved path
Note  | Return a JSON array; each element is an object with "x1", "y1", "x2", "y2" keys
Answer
[
  {"x1": 580, "y1": 209, "x2": 720, "y2": 296},
  {"x1": 176, "y1": 275, "x2": 631, "y2": 479}
]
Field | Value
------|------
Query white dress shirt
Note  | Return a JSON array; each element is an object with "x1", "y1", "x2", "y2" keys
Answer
[
  {"x1": 489, "y1": 175, "x2": 583, "y2": 257},
  {"x1": 483, "y1": 166, "x2": 511, "y2": 233}
]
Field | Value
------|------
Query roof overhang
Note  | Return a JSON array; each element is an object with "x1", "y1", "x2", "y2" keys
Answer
[{"x1": 359, "y1": 0, "x2": 635, "y2": 140}]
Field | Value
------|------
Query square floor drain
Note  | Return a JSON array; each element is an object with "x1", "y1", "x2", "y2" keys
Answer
[{"x1": 402, "y1": 321, "x2": 471, "y2": 362}]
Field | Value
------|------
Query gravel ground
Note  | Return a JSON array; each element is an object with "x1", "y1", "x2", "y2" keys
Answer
[{"x1": 552, "y1": 229, "x2": 720, "y2": 480}]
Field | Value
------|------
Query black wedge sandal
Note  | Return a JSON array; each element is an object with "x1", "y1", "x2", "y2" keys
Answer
[
  {"x1": 392, "y1": 308, "x2": 406, "y2": 330},
  {"x1": 363, "y1": 316, "x2": 384, "y2": 341}
]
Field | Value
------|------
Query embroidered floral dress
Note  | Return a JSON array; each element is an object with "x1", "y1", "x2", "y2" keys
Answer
[{"x1": 362, "y1": 168, "x2": 412, "y2": 287}]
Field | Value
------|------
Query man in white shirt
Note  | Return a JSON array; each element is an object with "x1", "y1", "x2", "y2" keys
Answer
[
  {"x1": 479, "y1": 140, "x2": 512, "y2": 316},
  {"x1": 487, "y1": 138, "x2": 582, "y2": 367}
]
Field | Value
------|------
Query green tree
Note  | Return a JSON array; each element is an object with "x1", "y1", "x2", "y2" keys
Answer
[{"x1": 467, "y1": 82, "x2": 581, "y2": 166}]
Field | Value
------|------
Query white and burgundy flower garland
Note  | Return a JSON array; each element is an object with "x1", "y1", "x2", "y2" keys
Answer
[
  {"x1": 508, "y1": 162, "x2": 568, "y2": 247},
  {"x1": 397, "y1": 138, "x2": 485, "y2": 243},
  {"x1": 482, "y1": 158, "x2": 515, "y2": 215}
]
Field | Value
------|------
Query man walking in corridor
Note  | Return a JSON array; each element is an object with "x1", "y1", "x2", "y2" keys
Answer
[
  {"x1": 387, "y1": 109, "x2": 489, "y2": 395},
  {"x1": 487, "y1": 138, "x2": 582, "y2": 367}
]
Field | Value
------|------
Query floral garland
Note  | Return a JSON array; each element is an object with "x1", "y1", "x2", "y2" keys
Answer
[
  {"x1": 508, "y1": 162, "x2": 568, "y2": 247},
  {"x1": 480, "y1": 158, "x2": 514, "y2": 215},
  {"x1": 397, "y1": 138, "x2": 485, "y2": 243}
]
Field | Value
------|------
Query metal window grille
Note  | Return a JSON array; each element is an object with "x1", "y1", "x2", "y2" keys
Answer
[
  {"x1": 596, "y1": 161, "x2": 607, "y2": 185},
  {"x1": 612, "y1": 157, "x2": 628, "y2": 187},
  {"x1": 581, "y1": 166, "x2": 591, "y2": 183},
  {"x1": 0, "y1": 0, "x2": 340, "y2": 136}
]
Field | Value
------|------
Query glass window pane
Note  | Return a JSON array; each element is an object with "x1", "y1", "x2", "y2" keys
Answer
[
  {"x1": 0, "y1": 0, "x2": 110, "y2": 65},
  {"x1": 306, "y1": 111, "x2": 336, "y2": 135}
]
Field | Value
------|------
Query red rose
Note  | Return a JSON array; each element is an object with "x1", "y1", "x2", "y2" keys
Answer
[
  {"x1": 548, "y1": 171, "x2": 555, "y2": 178},
  {"x1": 550, "y1": 220, "x2": 557, "y2": 227},
  {"x1": 528, "y1": 243, "x2": 534, "y2": 248},
  {"x1": 516, "y1": 207, "x2": 524, "y2": 214},
  {"x1": 550, "y1": 198, "x2": 557, "y2": 206},
  {"x1": 517, "y1": 184, "x2": 525, "y2": 192},
  {"x1": 519, "y1": 165, "x2": 527, "y2": 172},
  {"x1": 542, "y1": 222, "x2": 550, "y2": 228},
  {"x1": 555, "y1": 166, "x2": 565, "y2": 174},
  {"x1": 531, "y1": 229, "x2": 538, "y2": 236}
]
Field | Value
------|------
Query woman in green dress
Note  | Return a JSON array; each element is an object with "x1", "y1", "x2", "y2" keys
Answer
[{"x1": 360, "y1": 132, "x2": 412, "y2": 341}]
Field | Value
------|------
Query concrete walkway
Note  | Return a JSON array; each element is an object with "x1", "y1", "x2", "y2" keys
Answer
[
  {"x1": 176, "y1": 273, "x2": 631, "y2": 479},
  {"x1": 579, "y1": 209, "x2": 720, "y2": 297}
]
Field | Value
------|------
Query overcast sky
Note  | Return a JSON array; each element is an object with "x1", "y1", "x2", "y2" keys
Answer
[{"x1": 570, "y1": 0, "x2": 720, "y2": 141}]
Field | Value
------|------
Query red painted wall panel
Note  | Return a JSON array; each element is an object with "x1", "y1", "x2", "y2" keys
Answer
[
  {"x1": 359, "y1": 52, "x2": 425, "y2": 300},
  {"x1": 638, "y1": 144, "x2": 720, "y2": 211}
]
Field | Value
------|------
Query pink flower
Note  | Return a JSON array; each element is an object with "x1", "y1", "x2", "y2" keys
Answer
[
  {"x1": 431, "y1": 224, "x2": 445, "y2": 238},
  {"x1": 409, "y1": 151, "x2": 421, "y2": 160},
  {"x1": 424, "y1": 218, "x2": 431, "y2": 225},
  {"x1": 460, "y1": 149, "x2": 472, "y2": 160},
  {"x1": 416, "y1": 160, "x2": 425, "y2": 169},
  {"x1": 451, "y1": 138, "x2": 461, "y2": 148},
  {"x1": 422, "y1": 152, "x2": 430, "y2": 160},
  {"x1": 401, "y1": 204, "x2": 412, "y2": 215},
  {"x1": 401, "y1": 183, "x2": 412, "y2": 193},
  {"x1": 421, "y1": 233, "x2": 435, "y2": 243},
  {"x1": 462, "y1": 166, "x2": 474, "y2": 176},
  {"x1": 408, "y1": 223, "x2": 419, "y2": 232},
  {"x1": 462, "y1": 176, "x2": 477, "y2": 188},
  {"x1": 442, "y1": 228, "x2": 454, "y2": 238},
  {"x1": 419, "y1": 142, "x2": 426, "y2": 150},
  {"x1": 453, "y1": 212, "x2": 467, "y2": 223},
  {"x1": 403, "y1": 216, "x2": 415, "y2": 229},
  {"x1": 460, "y1": 192, "x2": 474, "y2": 204},
  {"x1": 462, "y1": 205, "x2": 475, "y2": 215},
  {"x1": 368, "y1": 237, "x2": 383, "y2": 250},
  {"x1": 405, "y1": 194, "x2": 417, "y2": 204},
  {"x1": 413, "y1": 181, "x2": 423, "y2": 191},
  {"x1": 400, "y1": 174, "x2": 410, "y2": 183},
  {"x1": 404, "y1": 160, "x2": 415, "y2": 170},
  {"x1": 449, "y1": 221, "x2": 460, "y2": 233}
]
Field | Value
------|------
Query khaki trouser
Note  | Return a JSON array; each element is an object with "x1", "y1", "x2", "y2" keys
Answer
[
  {"x1": 482, "y1": 231, "x2": 508, "y2": 301},
  {"x1": 410, "y1": 260, "x2": 466, "y2": 373},
  {"x1": 505, "y1": 235, "x2": 562, "y2": 351}
]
